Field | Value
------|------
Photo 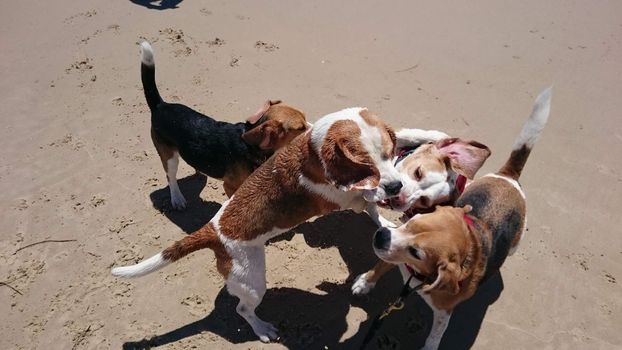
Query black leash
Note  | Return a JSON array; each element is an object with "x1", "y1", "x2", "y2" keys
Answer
[{"x1": 359, "y1": 274, "x2": 425, "y2": 349}]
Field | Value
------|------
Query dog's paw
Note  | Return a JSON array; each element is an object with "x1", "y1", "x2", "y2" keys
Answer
[
  {"x1": 170, "y1": 192, "x2": 187, "y2": 210},
  {"x1": 251, "y1": 319, "x2": 279, "y2": 343},
  {"x1": 352, "y1": 273, "x2": 375, "y2": 295}
]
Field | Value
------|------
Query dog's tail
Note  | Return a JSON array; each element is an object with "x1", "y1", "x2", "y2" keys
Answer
[
  {"x1": 111, "y1": 225, "x2": 218, "y2": 278},
  {"x1": 498, "y1": 87, "x2": 552, "y2": 180},
  {"x1": 140, "y1": 41, "x2": 163, "y2": 110}
]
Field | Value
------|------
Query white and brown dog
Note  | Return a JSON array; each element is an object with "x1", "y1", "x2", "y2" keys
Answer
[
  {"x1": 112, "y1": 107, "x2": 414, "y2": 342},
  {"x1": 372, "y1": 88, "x2": 552, "y2": 349},
  {"x1": 352, "y1": 130, "x2": 491, "y2": 295}
]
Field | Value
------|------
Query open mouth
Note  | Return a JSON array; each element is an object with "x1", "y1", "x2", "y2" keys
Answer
[{"x1": 376, "y1": 197, "x2": 410, "y2": 212}]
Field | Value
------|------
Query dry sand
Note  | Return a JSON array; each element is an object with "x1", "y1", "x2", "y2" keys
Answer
[{"x1": 1, "y1": 0, "x2": 621, "y2": 349}]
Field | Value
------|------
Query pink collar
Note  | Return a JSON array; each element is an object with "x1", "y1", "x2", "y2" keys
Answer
[
  {"x1": 463, "y1": 213, "x2": 474, "y2": 227},
  {"x1": 455, "y1": 174, "x2": 467, "y2": 194}
]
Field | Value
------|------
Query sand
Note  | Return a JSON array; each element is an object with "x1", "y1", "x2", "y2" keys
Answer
[{"x1": 1, "y1": 0, "x2": 621, "y2": 349}]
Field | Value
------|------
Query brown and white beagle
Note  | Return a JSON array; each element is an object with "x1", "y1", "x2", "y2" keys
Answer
[
  {"x1": 352, "y1": 130, "x2": 491, "y2": 295},
  {"x1": 371, "y1": 88, "x2": 552, "y2": 349},
  {"x1": 112, "y1": 107, "x2": 409, "y2": 342}
]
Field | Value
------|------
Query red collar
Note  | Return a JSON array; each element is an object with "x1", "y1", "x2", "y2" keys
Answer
[
  {"x1": 463, "y1": 213, "x2": 474, "y2": 227},
  {"x1": 455, "y1": 174, "x2": 467, "y2": 194}
]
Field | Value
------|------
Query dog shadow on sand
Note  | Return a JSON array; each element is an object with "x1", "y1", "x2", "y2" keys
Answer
[
  {"x1": 139, "y1": 185, "x2": 504, "y2": 349},
  {"x1": 129, "y1": 0, "x2": 183, "y2": 10},
  {"x1": 149, "y1": 174, "x2": 221, "y2": 233}
]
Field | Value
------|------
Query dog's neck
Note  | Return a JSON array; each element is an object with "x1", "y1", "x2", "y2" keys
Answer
[
  {"x1": 460, "y1": 214, "x2": 492, "y2": 289},
  {"x1": 301, "y1": 135, "x2": 331, "y2": 185}
]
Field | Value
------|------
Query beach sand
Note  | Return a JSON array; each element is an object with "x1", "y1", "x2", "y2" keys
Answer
[{"x1": 1, "y1": 0, "x2": 620, "y2": 348}]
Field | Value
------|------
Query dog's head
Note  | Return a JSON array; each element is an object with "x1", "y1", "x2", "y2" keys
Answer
[
  {"x1": 241, "y1": 100, "x2": 308, "y2": 151},
  {"x1": 386, "y1": 135, "x2": 490, "y2": 211},
  {"x1": 373, "y1": 205, "x2": 474, "y2": 295},
  {"x1": 310, "y1": 108, "x2": 405, "y2": 202}
]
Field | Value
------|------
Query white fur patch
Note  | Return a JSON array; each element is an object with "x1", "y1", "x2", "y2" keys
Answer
[
  {"x1": 167, "y1": 152, "x2": 187, "y2": 210},
  {"x1": 484, "y1": 173, "x2": 526, "y2": 199},
  {"x1": 309, "y1": 107, "x2": 402, "y2": 201},
  {"x1": 513, "y1": 87, "x2": 552, "y2": 150},
  {"x1": 140, "y1": 41, "x2": 155, "y2": 66},
  {"x1": 395, "y1": 128, "x2": 449, "y2": 149},
  {"x1": 111, "y1": 253, "x2": 169, "y2": 278},
  {"x1": 298, "y1": 175, "x2": 366, "y2": 212}
]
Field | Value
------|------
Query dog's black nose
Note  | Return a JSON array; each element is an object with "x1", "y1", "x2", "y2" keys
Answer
[
  {"x1": 373, "y1": 227, "x2": 391, "y2": 250},
  {"x1": 383, "y1": 181, "x2": 403, "y2": 196}
]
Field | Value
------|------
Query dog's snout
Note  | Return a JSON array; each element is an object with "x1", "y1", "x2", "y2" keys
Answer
[
  {"x1": 373, "y1": 227, "x2": 391, "y2": 250},
  {"x1": 383, "y1": 181, "x2": 403, "y2": 196}
]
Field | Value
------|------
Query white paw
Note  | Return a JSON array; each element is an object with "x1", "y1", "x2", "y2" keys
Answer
[
  {"x1": 252, "y1": 319, "x2": 279, "y2": 343},
  {"x1": 352, "y1": 273, "x2": 376, "y2": 295},
  {"x1": 170, "y1": 191, "x2": 187, "y2": 210}
]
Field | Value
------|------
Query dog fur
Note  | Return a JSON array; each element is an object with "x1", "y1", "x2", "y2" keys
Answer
[
  {"x1": 112, "y1": 107, "x2": 408, "y2": 342},
  {"x1": 140, "y1": 41, "x2": 308, "y2": 208},
  {"x1": 372, "y1": 88, "x2": 552, "y2": 349}
]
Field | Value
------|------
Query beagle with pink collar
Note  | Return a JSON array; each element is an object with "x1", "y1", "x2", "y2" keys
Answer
[
  {"x1": 112, "y1": 107, "x2": 411, "y2": 342},
  {"x1": 352, "y1": 130, "x2": 491, "y2": 295},
  {"x1": 372, "y1": 88, "x2": 552, "y2": 349}
]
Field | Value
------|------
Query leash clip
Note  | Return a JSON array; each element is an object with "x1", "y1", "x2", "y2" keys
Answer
[{"x1": 379, "y1": 299, "x2": 405, "y2": 320}]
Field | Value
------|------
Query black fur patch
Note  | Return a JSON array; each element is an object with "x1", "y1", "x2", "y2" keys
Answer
[
  {"x1": 483, "y1": 209, "x2": 522, "y2": 281},
  {"x1": 456, "y1": 186, "x2": 489, "y2": 218},
  {"x1": 152, "y1": 103, "x2": 267, "y2": 178}
]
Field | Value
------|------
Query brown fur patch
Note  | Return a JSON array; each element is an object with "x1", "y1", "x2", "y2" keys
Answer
[
  {"x1": 498, "y1": 145, "x2": 532, "y2": 180},
  {"x1": 320, "y1": 120, "x2": 380, "y2": 189},
  {"x1": 162, "y1": 223, "x2": 232, "y2": 276},
  {"x1": 151, "y1": 128, "x2": 177, "y2": 173},
  {"x1": 364, "y1": 260, "x2": 395, "y2": 284},
  {"x1": 219, "y1": 132, "x2": 340, "y2": 241},
  {"x1": 359, "y1": 109, "x2": 395, "y2": 158},
  {"x1": 389, "y1": 206, "x2": 489, "y2": 311}
]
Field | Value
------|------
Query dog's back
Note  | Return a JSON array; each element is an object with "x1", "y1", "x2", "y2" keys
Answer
[{"x1": 457, "y1": 87, "x2": 552, "y2": 277}]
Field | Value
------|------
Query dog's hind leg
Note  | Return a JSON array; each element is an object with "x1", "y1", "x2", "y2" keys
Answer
[
  {"x1": 225, "y1": 245, "x2": 278, "y2": 343},
  {"x1": 166, "y1": 152, "x2": 187, "y2": 210},
  {"x1": 151, "y1": 129, "x2": 187, "y2": 210}
]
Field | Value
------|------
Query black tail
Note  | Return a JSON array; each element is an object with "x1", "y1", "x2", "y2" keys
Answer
[
  {"x1": 498, "y1": 87, "x2": 552, "y2": 180},
  {"x1": 140, "y1": 41, "x2": 163, "y2": 110}
]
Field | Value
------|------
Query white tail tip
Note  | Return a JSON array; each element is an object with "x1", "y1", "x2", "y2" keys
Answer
[
  {"x1": 512, "y1": 87, "x2": 552, "y2": 150},
  {"x1": 111, "y1": 252, "x2": 168, "y2": 278},
  {"x1": 140, "y1": 41, "x2": 155, "y2": 66}
]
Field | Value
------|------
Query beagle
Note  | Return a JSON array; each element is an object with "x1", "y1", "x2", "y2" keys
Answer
[
  {"x1": 140, "y1": 41, "x2": 308, "y2": 209},
  {"x1": 352, "y1": 130, "x2": 491, "y2": 295},
  {"x1": 372, "y1": 88, "x2": 552, "y2": 349},
  {"x1": 112, "y1": 107, "x2": 409, "y2": 342}
]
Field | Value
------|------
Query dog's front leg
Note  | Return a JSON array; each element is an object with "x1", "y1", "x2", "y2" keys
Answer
[
  {"x1": 366, "y1": 203, "x2": 397, "y2": 228},
  {"x1": 395, "y1": 129, "x2": 450, "y2": 150},
  {"x1": 421, "y1": 305, "x2": 451, "y2": 350}
]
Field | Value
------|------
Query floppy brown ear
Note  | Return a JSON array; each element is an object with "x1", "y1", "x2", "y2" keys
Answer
[
  {"x1": 246, "y1": 100, "x2": 282, "y2": 124},
  {"x1": 436, "y1": 138, "x2": 491, "y2": 179},
  {"x1": 422, "y1": 260, "x2": 461, "y2": 295},
  {"x1": 241, "y1": 119, "x2": 284, "y2": 150},
  {"x1": 325, "y1": 137, "x2": 380, "y2": 190}
]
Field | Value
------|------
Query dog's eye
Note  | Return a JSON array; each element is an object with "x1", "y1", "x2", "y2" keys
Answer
[
  {"x1": 414, "y1": 166, "x2": 423, "y2": 181},
  {"x1": 408, "y1": 246, "x2": 422, "y2": 260}
]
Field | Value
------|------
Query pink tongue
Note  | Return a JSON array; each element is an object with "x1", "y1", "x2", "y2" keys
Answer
[{"x1": 377, "y1": 199, "x2": 390, "y2": 207}]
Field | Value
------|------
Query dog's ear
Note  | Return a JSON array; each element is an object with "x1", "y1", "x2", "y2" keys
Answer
[
  {"x1": 324, "y1": 136, "x2": 380, "y2": 190},
  {"x1": 246, "y1": 100, "x2": 282, "y2": 124},
  {"x1": 436, "y1": 138, "x2": 491, "y2": 179},
  {"x1": 241, "y1": 119, "x2": 284, "y2": 150},
  {"x1": 422, "y1": 260, "x2": 461, "y2": 295}
]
